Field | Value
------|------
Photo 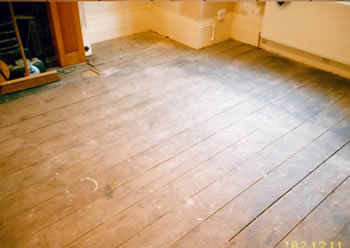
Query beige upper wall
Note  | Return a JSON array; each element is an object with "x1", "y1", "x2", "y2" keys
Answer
[
  {"x1": 153, "y1": 2, "x2": 234, "y2": 48},
  {"x1": 200, "y1": 2, "x2": 234, "y2": 20},
  {"x1": 233, "y1": 2, "x2": 265, "y2": 16},
  {"x1": 80, "y1": 1, "x2": 234, "y2": 49},
  {"x1": 156, "y1": 1, "x2": 234, "y2": 20},
  {"x1": 157, "y1": 1, "x2": 201, "y2": 20},
  {"x1": 79, "y1": 2, "x2": 151, "y2": 44},
  {"x1": 79, "y1": 1, "x2": 350, "y2": 79},
  {"x1": 84, "y1": 2, "x2": 149, "y2": 15},
  {"x1": 231, "y1": 2, "x2": 265, "y2": 46}
]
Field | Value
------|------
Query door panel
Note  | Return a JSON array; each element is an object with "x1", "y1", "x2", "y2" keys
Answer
[{"x1": 48, "y1": 2, "x2": 85, "y2": 67}]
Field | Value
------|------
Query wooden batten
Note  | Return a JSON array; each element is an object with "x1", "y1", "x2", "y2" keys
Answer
[{"x1": 0, "y1": 71, "x2": 60, "y2": 95}]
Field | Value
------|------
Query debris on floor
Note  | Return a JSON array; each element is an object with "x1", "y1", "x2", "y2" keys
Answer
[{"x1": 82, "y1": 69, "x2": 100, "y2": 78}]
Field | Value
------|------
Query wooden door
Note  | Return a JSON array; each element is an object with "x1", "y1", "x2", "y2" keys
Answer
[{"x1": 48, "y1": 2, "x2": 85, "y2": 67}]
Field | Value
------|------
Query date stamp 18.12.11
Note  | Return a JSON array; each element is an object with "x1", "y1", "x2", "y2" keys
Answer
[{"x1": 284, "y1": 241, "x2": 342, "y2": 248}]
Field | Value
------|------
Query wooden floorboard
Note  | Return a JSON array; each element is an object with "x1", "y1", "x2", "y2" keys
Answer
[
  {"x1": 64, "y1": 74, "x2": 350, "y2": 248},
  {"x1": 275, "y1": 176, "x2": 350, "y2": 248},
  {"x1": 170, "y1": 119, "x2": 350, "y2": 248},
  {"x1": 0, "y1": 49, "x2": 308, "y2": 221},
  {"x1": 0, "y1": 32, "x2": 349, "y2": 248}
]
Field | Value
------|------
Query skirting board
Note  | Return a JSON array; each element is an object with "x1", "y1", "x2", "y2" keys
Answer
[
  {"x1": 261, "y1": 39, "x2": 350, "y2": 79},
  {"x1": 0, "y1": 71, "x2": 60, "y2": 95}
]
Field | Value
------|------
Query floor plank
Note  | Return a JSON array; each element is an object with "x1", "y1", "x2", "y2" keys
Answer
[
  {"x1": 170, "y1": 118, "x2": 350, "y2": 248},
  {"x1": 223, "y1": 142, "x2": 350, "y2": 248},
  {"x1": 0, "y1": 38, "x2": 240, "y2": 140},
  {"x1": 0, "y1": 32, "x2": 350, "y2": 248},
  {"x1": 275, "y1": 177, "x2": 350, "y2": 248},
  {"x1": 65, "y1": 72, "x2": 350, "y2": 248},
  {"x1": 0, "y1": 45, "x2": 294, "y2": 214}
]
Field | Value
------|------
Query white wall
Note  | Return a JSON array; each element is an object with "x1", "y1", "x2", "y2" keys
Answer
[
  {"x1": 79, "y1": 2, "x2": 233, "y2": 49},
  {"x1": 199, "y1": 2, "x2": 234, "y2": 48},
  {"x1": 231, "y1": 2, "x2": 265, "y2": 47},
  {"x1": 151, "y1": 2, "x2": 202, "y2": 49},
  {"x1": 79, "y1": 1, "x2": 350, "y2": 79},
  {"x1": 151, "y1": 2, "x2": 233, "y2": 49},
  {"x1": 79, "y1": 2, "x2": 151, "y2": 45}
]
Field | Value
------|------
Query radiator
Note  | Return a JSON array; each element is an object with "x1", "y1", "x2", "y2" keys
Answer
[{"x1": 261, "y1": 2, "x2": 350, "y2": 66}]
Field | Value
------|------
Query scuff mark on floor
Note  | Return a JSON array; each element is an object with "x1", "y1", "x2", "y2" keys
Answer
[{"x1": 81, "y1": 177, "x2": 99, "y2": 192}]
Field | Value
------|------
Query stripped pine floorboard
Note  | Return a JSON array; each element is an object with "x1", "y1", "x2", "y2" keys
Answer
[
  {"x1": 66, "y1": 71, "x2": 349, "y2": 248},
  {"x1": 0, "y1": 45, "x2": 298, "y2": 215},
  {"x1": 0, "y1": 32, "x2": 349, "y2": 248},
  {"x1": 0, "y1": 43, "x2": 249, "y2": 175},
  {"x1": 0, "y1": 45, "x2": 260, "y2": 216},
  {"x1": 274, "y1": 174, "x2": 350, "y2": 248},
  {"x1": 0, "y1": 52, "x2": 308, "y2": 225},
  {"x1": 0, "y1": 38, "x2": 238, "y2": 140}
]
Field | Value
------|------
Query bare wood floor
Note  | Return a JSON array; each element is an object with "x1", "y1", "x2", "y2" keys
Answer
[{"x1": 0, "y1": 32, "x2": 350, "y2": 248}]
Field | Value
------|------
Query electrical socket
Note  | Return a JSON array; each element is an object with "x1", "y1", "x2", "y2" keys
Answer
[{"x1": 217, "y1": 9, "x2": 226, "y2": 21}]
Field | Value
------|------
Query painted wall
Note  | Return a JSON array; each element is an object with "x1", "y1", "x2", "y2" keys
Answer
[
  {"x1": 151, "y1": 2, "x2": 202, "y2": 49},
  {"x1": 79, "y1": 2, "x2": 151, "y2": 45},
  {"x1": 79, "y1": 1, "x2": 350, "y2": 78},
  {"x1": 151, "y1": 2, "x2": 233, "y2": 49},
  {"x1": 79, "y1": 1, "x2": 233, "y2": 49},
  {"x1": 198, "y1": 2, "x2": 234, "y2": 48},
  {"x1": 231, "y1": 2, "x2": 265, "y2": 47}
]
